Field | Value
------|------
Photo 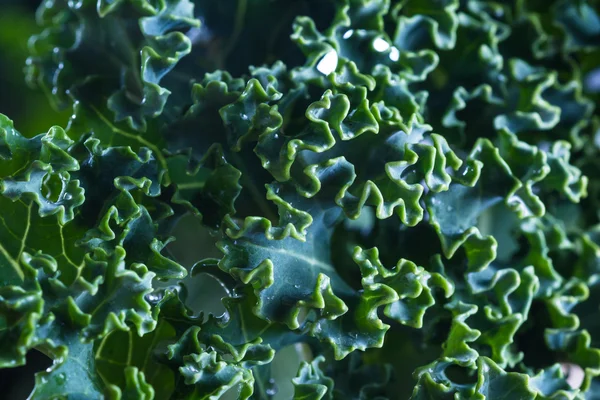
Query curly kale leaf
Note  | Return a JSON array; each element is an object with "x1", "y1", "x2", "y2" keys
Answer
[{"x1": 1, "y1": 0, "x2": 600, "y2": 398}]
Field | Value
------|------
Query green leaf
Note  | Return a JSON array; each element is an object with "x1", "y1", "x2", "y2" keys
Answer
[
  {"x1": 293, "y1": 356, "x2": 334, "y2": 400},
  {"x1": 2, "y1": 0, "x2": 600, "y2": 398}
]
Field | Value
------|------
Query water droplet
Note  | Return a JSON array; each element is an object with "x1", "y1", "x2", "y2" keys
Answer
[
  {"x1": 56, "y1": 373, "x2": 66, "y2": 384},
  {"x1": 343, "y1": 29, "x2": 354, "y2": 39},
  {"x1": 145, "y1": 292, "x2": 162, "y2": 303},
  {"x1": 266, "y1": 379, "x2": 278, "y2": 396},
  {"x1": 373, "y1": 38, "x2": 390, "y2": 52},
  {"x1": 316, "y1": 50, "x2": 338, "y2": 75},
  {"x1": 389, "y1": 47, "x2": 400, "y2": 62}
]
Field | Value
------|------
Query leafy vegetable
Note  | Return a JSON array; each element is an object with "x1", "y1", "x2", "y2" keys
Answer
[{"x1": 1, "y1": 0, "x2": 600, "y2": 398}]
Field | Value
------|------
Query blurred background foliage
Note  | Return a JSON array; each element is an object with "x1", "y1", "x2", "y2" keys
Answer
[{"x1": 0, "y1": 0, "x2": 69, "y2": 136}]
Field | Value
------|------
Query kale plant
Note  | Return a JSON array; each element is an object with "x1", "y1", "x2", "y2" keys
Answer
[{"x1": 1, "y1": 0, "x2": 600, "y2": 398}]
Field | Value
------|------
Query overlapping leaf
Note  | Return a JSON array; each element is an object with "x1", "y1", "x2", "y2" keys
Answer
[{"x1": 1, "y1": 0, "x2": 600, "y2": 398}]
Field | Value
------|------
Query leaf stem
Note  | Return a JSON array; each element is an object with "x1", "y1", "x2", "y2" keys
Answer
[
  {"x1": 295, "y1": 343, "x2": 313, "y2": 362},
  {"x1": 219, "y1": 0, "x2": 248, "y2": 66}
]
